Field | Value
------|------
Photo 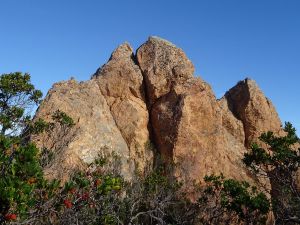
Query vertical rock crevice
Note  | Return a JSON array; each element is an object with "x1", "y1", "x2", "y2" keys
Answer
[
  {"x1": 223, "y1": 79, "x2": 251, "y2": 146},
  {"x1": 131, "y1": 49, "x2": 162, "y2": 169},
  {"x1": 93, "y1": 42, "x2": 154, "y2": 175},
  {"x1": 135, "y1": 36, "x2": 195, "y2": 167}
]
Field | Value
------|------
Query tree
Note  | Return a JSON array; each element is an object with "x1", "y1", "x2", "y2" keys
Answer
[
  {"x1": 0, "y1": 73, "x2": 44, "y2": 223},
  {"x1": 198, "y1": 174, "x2": 270, "y2": 225},
  {"x1": 0, "y1": 72, "x2": 42, "y2": 135},
  {"x1": 243, "y1": 123, "x2": 300, "y2": 224},
  {"x1": 0, "y1": 72, "x2": 75, "y2": 224}
]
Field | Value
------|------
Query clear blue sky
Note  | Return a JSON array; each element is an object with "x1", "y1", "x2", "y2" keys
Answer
[{"x1": 1, "y1": 0, "x2": 299, "y2": 133}]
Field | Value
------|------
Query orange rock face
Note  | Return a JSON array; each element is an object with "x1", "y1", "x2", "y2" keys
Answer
[
  {"x1": 33, "y1": 37, "x2": 284, "y2": 191},
  {"x1": 222, "y1": 78, "x2": 282, "y2": 147},
  {"x1": 93, "y1": 42, "x2": 152, "y2": 174},
  {"x1": 137, "y1": 38, "x2": 261, "y2": 189}
]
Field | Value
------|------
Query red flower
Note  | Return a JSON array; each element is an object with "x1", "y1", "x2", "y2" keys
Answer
[
  {"x1": 63, "y1": 199, "x2": 73, "y2": 209},
  {"x1": 5, "y1": 214, "x2": 17, "y2": 221}
]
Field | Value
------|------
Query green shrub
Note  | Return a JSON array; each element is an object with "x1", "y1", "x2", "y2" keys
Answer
[
  {"x1": 0, "y1": 73, "x2": 72, "y2": 224},
  {"x1": 243, "y1": 122, "x2": 300, "y2": 224},
  {"x1": 199, "y1": 174, "x2": 270, "y2": 225}
]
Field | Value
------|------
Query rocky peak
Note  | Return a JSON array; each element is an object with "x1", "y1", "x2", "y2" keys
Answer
[
  {"x1": 223, "y1": 78, "x2": 282, "y2": 146},
  {"x1": 33, "y1": 37, "x2": 283, "y2": 195},
  {"x1": 109, "y1": 42, "x2": 134, "y2": 60},
  {"x1": 93, "y1": 42, "x2": 145, "y2": 101},
  {"x1": 136, "y1": 36, "x2": 194, "y2": 106}
]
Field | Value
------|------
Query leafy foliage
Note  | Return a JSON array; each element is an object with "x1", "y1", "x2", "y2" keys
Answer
[
  {"x1": 0, "y1": 119, "x2": 73, "y2": 224},
  {"x1": 0, "y1": 73, "x2": 73, "y2": 224},
  {"x1": 199, "y1": 174, "x2": 270, "y2": 225},
  {"x1": 243, "y1": 122, "x2": 300, "y2": 224},
  {"x1": 0, "y1": 72, "x2": 42, "y2": 135}
]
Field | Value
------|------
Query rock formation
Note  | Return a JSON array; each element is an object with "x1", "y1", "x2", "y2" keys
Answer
[
  {"x1": 33, "y1": 37, "x2": 283, "y2": 191},
  {"x1": 93, "y1": 42, "x2": 153, "y2": 175},
  {"x1": 33, "y1": 80, "x2": 135, "y2": 182},
  {"x1": 220, "y1": 78, "x2": 282, "y2": 147}
]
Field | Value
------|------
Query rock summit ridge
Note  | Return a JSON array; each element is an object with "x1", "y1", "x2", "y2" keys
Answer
[{"x1": 33, "y1": 37, "x2": 283, "y2": 191}]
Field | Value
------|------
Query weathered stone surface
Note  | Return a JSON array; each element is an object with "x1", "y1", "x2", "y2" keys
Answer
[
  {"x1": 137, "y1": 37, "x2": 254, "y2": 190},
  {"x1": 136, "y1": 36, "x2": 194, "y2": 106},
  {"x1": 93, "y1": 43, "x2": 152, "y2": 174},
  {"x1": 218, "y1": 97, "x2": 245, "y2": 144},
  {"x1": 223, "y1": 78, "x2": 282, "y2": 146},
  {"x1": 33, "y1": 37, "x2": 286, "y2": 208},
  {"x1": 33, "y1": 79, "x2": 134, "y2": 182},
  {"x1": 171, "y1": 81, "x2": 252, "y2": 187}
]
